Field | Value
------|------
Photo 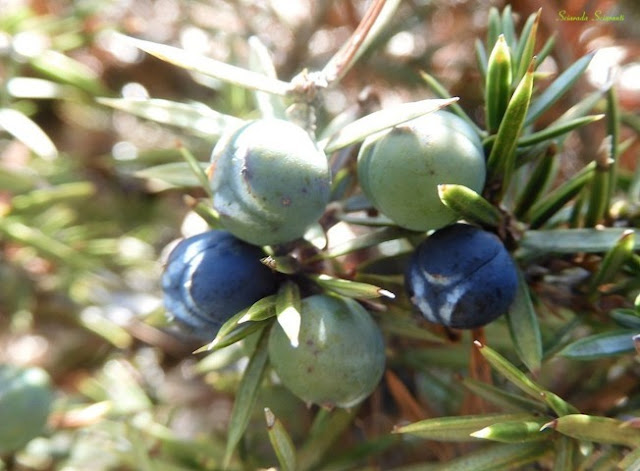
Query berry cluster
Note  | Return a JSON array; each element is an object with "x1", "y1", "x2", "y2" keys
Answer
[
  {"x1": 358, "y1": 111, "x2": 518, "y2": 328},
  {"x1": 162, "y1": 113, "x2": 519, "y2": 408},
  {"x1": 162, "y1": 118, "x2": 388, "y2": 408}
]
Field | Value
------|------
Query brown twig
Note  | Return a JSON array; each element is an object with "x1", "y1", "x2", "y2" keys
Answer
[{"x1": 323, "y1": 0, "x2": 388, "y2": 84}]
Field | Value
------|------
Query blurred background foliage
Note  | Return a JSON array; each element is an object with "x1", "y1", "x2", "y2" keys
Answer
[{"x1": 1, "y1": 0, "x2": 639, "y2": 469}]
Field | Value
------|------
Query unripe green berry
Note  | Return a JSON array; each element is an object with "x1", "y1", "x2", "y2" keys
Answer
[
  {"x1": 0, "y1": 365, "x2": 53, "y2": 455},
  {"x1": 210, "y1": 119, "x2": 331, "y2": 246},
  {"x1": 268, "y1": 294, "x2": 385, "y2": 409},
  {"x1": 357, "y1": 111, "x2": 486, "y2": 231}
]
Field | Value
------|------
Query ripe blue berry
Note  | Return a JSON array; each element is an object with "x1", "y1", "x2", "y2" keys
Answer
[
  {"x1": 162, "y1": 230, "x2": 278, "y2": 338},
  {"x1": 210, "y1": 119, "x2": 331, "y2": 246},
  {"x1": 357, "y1": 111, "x2": 485, "y2": 231},
  {"x1": 405, "y1": 224, "x2": 518, "y2": 329}
]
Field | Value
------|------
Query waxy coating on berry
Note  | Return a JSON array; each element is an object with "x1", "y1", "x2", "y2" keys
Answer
[
  {"x1": 162, "y1": 230, "x2": 278, "y2": 339},
  {"x1": 210, "y1": 119, "x2": 331, "y2": 246},
  {"x1": 405, "y1": 223, "x2": 518, "y2": 329},
  {"x1": 268, "y1": 294, "x2": 385, "y2": 409},
  {"x1": 357, "y1": 111, "x2": 486, "y2": 232}
]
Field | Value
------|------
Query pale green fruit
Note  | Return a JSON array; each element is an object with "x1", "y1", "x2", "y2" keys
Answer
[
  {"x1": 357, "y1": 111, "x2": 485, "y2": 231},
  {"x1": 0, "y1": 364, "x2": 53, "y2": 455},
  {"x1": 210, "y1": 119, "x2": 331, "y2": 246},
  {"x1": 268, "y1": 294, "x2": 385, "y2": 409}
]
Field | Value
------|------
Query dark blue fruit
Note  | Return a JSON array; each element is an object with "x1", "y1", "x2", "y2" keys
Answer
[
  {"x1": 405, "y1": 223, "x2": 518, "y2": 329},
  {"x1": 162, "y1": 230, "x2": 278, "y2": 338}
]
